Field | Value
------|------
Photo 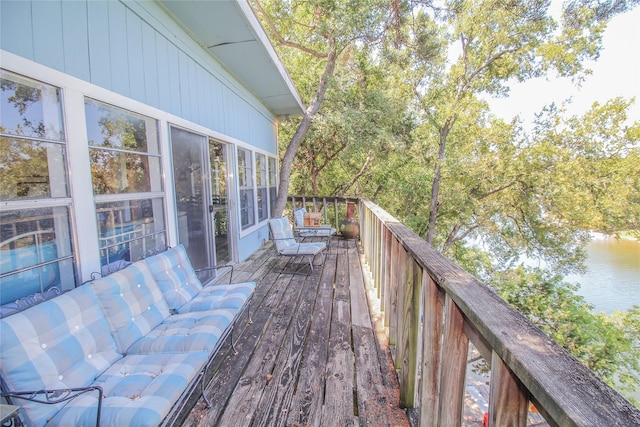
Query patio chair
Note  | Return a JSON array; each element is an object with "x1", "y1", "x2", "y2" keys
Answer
[
  {"x1": 268, "y1": 217, "x2": 327, "y2": 275},
  {"x1": 292, "y1": 207, "x2": 336, "y2": 248}
]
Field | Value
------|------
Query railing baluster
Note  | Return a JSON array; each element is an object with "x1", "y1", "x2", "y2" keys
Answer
[
  {"x1": 438, "y1": 295, "x2": 469, "y2": 426},
  {"x1": 419, "y1": 273, "x2": 444, "y2": 427},
  {"x1": 488, "y1": 351, "x2": 529, "y2": 427}
]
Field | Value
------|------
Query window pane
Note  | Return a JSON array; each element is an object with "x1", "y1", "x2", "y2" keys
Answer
[
  {"x1": 237, "y1": 148, "x2": 252, "y2": 187},
  {"x1": 240, "y1": 189, "x2": 255, "y2": 229},
  {"x1": 257, "y1": 187, "x2": 268, "y2": 222},
  {"x1": 268, "y1": 157, "x2": 277, "y2": 186},
  {"x1": 268, "y1": 157, "x2": 277, "y2": 215},
  {"x1": 85, "y1": 99, "x2": 159, "y2": 153},
  {"x1": 0, "y1": 70, "x2": 64, "y2": 141},
  {"x1": 0, "y1": 207, "x2": 75, "y2": 306},
  {"x1": 256, "y1": 153, "x2": 266, "y2": 186},
  {"x1": 86, "y1": 100, "x2": 162, "y2": 195},
  {"x1": 90, "y1": 149, "x2": 161, "y2": 194},
  {"x1": 96, "y1": 198, "x2": 166, "y2": 267},
  {"x1": 0, "y1": 137, "x2": 68, "y2": 200}
]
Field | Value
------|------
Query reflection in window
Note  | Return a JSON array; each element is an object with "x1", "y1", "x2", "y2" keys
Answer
[
  {"x1": 238, "y1": 148, "x2": 255, "y2": 230},
  {"x1": 269, "y1": 157, "x2": 278, "y2": 216},
  {"x1": 96, "y1": 199, "x2": 166, "y2": 267},
  {"x1": 0, "y1": 71, "x2": 75, "y2": 311},
  {"x1": 86, "y1": 99, "x2": 161, "y2": 195},
  {"x1": 256, "y1": 153, "x2": 268, "y2": 222},
  {"x1": 0, "y1": 70, "x2": 64, "y2": 140},
  {"x1": 86, "y1": 99, "x2": 167, "y2": 270}
]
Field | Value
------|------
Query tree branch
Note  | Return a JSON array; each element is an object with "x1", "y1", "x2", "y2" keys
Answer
[{"x1": 252, "y1": 0, "x2": 328, "y2": 58}]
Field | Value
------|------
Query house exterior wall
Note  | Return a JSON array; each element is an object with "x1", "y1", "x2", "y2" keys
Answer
[{"x1": 0, "y1": 0, "x2": 281, "y2": 296}]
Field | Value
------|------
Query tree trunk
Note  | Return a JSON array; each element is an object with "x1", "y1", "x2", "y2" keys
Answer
[
  {"x1": 272, "y1": 40, "x2": 338, "y2": 217},
  {"x1": 425, "y1": 123, "x2": 451, "y2": 245}
]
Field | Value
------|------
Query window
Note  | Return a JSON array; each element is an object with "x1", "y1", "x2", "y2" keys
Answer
[
  {"x1": 0, "y1": 71, "x2": 76, "y2": 306},
  {"x1": 268, "y1": 156, "x2": 278, "y2": 215},
  {"x1": 256, "y1": 153, "x2": 268, "y2": 222},
  {"x1": 237, "y1": 147, "x2": 255, "y2": 230},
  {"x1": 86, "y1": 100, "x2": 166, "y2": 267}
]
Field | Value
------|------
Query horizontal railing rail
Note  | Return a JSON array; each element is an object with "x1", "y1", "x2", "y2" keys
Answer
[{"x1": 358, "y1": 199, "x2": 640, "y2": 427}]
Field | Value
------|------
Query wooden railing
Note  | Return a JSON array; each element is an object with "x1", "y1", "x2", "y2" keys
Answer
[
  {"x1": 358, "y1": 199, "x2": 640, "y2": 427},
  {"x1": 287, "y1": 195, "x2": 360, "y2": 231}
]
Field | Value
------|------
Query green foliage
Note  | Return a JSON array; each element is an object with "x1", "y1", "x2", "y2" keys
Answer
[
  {"x1": 258, "y1": 0, "x2": 640, "y2": 406},
  {"x1": 493, "y1": 266, "x2": 640, "y2": 404}
]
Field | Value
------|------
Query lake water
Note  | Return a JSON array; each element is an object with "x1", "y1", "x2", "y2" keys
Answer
[{"x1": 566, "y1": 235, "x2": 640, "y2": 314}]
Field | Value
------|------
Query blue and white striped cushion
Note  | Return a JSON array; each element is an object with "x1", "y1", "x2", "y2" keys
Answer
[
  {"x1": 90, "y1": 260, "x2": 170, "y2": 354},
  {"x1": 298, "y1": 227, "x2": 336, "y2": 237},
  {"x1": 48, "y1": 352, "x2": 209, "y2": 427},
  {"x1": 269, "y1": 217, "x2": 296, "y2": 251},
  {"x1": 279, "y1": 242, "x2": 326, "y2": 256},
  {"x1": 126, "y1": 309, "x2": 236, "y2": 355},
  {"x1": 293, "y1": 208, "x2": 306, "y2": 228},
  {"x1": 0, "y1": 285, "x2": 122, "y2": 427},
  {"x1": 144, "y1": 245, "x2": 203, "y2": 311},
  {"x1": 177, "y1": 282, "x2": 256, "y2": 313}
]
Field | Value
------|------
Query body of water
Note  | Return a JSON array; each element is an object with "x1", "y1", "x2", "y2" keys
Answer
[{"x1": 567, "y1": 235, "x2": 640, "y2": 314}]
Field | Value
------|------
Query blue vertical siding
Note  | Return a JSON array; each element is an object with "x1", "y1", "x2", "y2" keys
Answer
[
  {"x1": 32, "y1": 1, "x2": 65, "y2": 72},
  {"x1": 1, "y1": 0, "x2": 277, "y2": 142},
  {"x1": 142, "y1": 25, "x2": 159, "y2": 107},
  {"x1": 87, "y1": 1, "x2": 112, "y2": 89},
  {"x1": 62, "y1": 1, "x2": 90, "y2": 81},
  {"x1": 1, "y1": 1, "x2": 34, "y2": 60},
  {"x1": 108, "y1": 1, "x2": 128, "y2": 97},
  {"x1": 126, "y1": 9, "x2": 145, "y2": 102}
]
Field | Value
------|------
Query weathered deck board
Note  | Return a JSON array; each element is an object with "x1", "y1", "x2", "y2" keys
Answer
[{"x1": 182, "y1": 238, "x2": 409, "y2": 427}]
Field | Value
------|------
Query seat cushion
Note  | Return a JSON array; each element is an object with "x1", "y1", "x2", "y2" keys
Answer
[
  {"x1": 177, "y1": 282, "x2": 256, "y2": 313},
  {"x1": 90, "y1": 260, "x2": 170, "y2": 354},
  {"x1": 48, "y1": 352, "x2": 209, "y2": 427},
  {"x1": 279, "y1": 242, "x2": 326, "y2": 256},
  {"x1": 144, "y1": 244, "x2": 204, "y2": 312},
  {"x1": 0, "y1": 285, "x2": 122, "y2": 427},
  {"x1": 298, "y1": 227, "x2": 336, "y2": 237},
  {"x1": 125, "y1": 309, "x2": 236, "y2": 355}
]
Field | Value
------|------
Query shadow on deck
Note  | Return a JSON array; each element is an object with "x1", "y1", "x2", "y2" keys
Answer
[{"x1": 181, "y1": 237, "x2": 410, "y2": 427}]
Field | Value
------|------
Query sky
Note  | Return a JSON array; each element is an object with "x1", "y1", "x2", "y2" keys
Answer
[{"x1": 487, "y1": 6, "x2": 640, "y2": 128}]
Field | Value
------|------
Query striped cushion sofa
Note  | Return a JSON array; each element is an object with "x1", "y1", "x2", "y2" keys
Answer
[{"x1": 0, "y1": 245, "x2": 255, "y2": 427}]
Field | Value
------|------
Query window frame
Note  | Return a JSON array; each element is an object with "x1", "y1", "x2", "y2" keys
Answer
[
  {"x1": 0, "y1": 70, "x2": 77, "y2": 305},
  {"x1": 85, "y1": 99, "x2": 168, "y2": 268}
]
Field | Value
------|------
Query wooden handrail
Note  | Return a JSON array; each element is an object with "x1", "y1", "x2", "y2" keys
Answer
[{"x1": 358, "y1": 199, "x2": 640, "y2": 427}]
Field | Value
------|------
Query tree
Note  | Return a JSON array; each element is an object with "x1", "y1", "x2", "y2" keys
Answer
[{"x1": 251, "y1": 0, "x2": 397, "y2": 216}]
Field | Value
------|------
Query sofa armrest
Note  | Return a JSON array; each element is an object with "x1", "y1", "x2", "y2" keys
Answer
[
  {"x1": 196, "y1": 263, "x2": 235, "y2": 282},
  {"x1": 2, "y1": 386, "x2": 104, "y2": 427}
]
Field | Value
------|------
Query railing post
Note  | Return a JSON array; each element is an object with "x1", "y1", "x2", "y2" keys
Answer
[
  {"x1": 390, "y1": 240, "x2": 405, "y2": 349},
  {"x1": 398, "y1": 257, "x2": 422, "y2": 407},
  {"x1": 488, "y1": 351, "x2": 529, "y2": 427},
  {"x1": 438, "y1": 295, "x2": 469, "y2": 426},
  {"x1": 419, "y1": 273, "x2": 444, "y2": 427}
]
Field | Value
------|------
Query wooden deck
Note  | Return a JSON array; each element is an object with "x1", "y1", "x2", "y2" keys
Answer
[{"x1": 181, "y1": 237, "x2": 410, "y2": 427}]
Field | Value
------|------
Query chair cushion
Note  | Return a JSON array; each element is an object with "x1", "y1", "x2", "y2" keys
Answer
[
  {"x1": 48, "y1": 352, "x2": 209, "y2": 427},
  {"x1": 298, "y1": 227, "x2": 336, "y2": 237},
  {"x1": 279, "y1": 242, "x2": 326, "y2": 256},
  {"x1": 90, "y1": 260, "x2": 170, "y2": 354},
  {"x1": 144, "y1": 245, "x2": 203, "y2": 312},
  {"x1": 125, "y1": 309, "x2": 236, "y2": 355},
  {"x1": 269, "y1": 217, "x2": 296, "y2": 251},
  {"x1": 177, "y1": 282, "x2": 256, "y2": 313},
  {"x1": 0, "y1": 285, "x2": 122, "y2": 427},
  {"x1": 293, "y1": 208, "x2": 306, "y2": 228}
]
